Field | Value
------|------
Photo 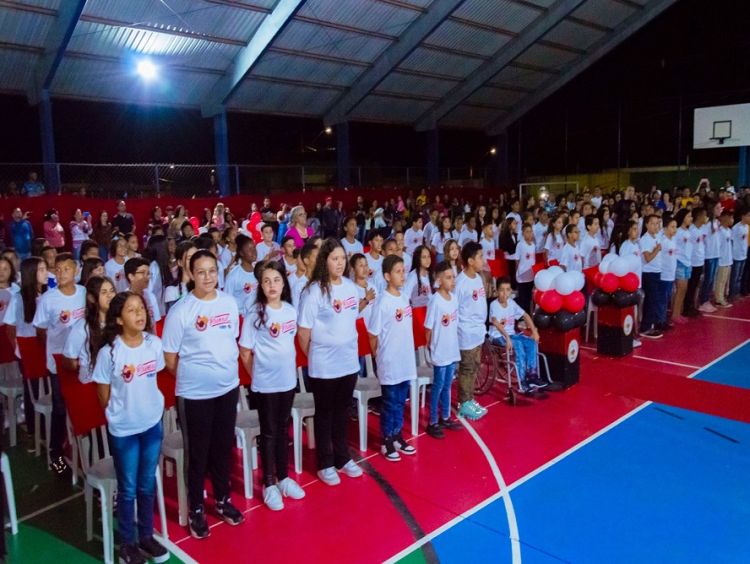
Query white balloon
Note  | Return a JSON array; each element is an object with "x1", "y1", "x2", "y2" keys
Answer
[
  {"x1": 610, "y1": 257, "x2": 630, "y2": 277},
  {"x1": 554, "y1": 272, "x2": 577, "y2": 296},
  {"x1": 599, "y1": 253, "x2": 616, "y2": 274},
  {"x1": 547, "y1": 265, "x2": 564, "y2": 279},
  {"x1": 572, "y1": 270, "x2": 586, "y2": 291},
  {"x1": 624, "y1": 254, "x2": 641, "y2": 273},
  {"x1": 534, "y1": 269, "x2": 554, "y2": 292}
]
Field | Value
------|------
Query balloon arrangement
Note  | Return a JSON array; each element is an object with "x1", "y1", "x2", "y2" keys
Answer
[
  {"x1": 532, "y1": 266, "x2": 587, "y2": 332},
  {"x1": 590, "y1": 254, "x2": 641, "y2": 308}
]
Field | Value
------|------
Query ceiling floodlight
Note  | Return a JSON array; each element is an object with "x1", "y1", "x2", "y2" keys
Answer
[{"x1": 137, "y1": 59, "x2": 158, "y2": 81}]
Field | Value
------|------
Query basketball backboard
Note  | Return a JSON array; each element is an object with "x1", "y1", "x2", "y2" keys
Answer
[{"x1": 693, "y1": 103, "x2": 750, "y2": 149}]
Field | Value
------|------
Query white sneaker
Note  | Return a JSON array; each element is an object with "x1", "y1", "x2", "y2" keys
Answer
[
  {"x1": 263, "y1": 485, "x2": 284, "y2": 511},
  {"x1": 278, "y1": 477, "x2": 306, "y2": 499},
  {"x1": 632, "y1": 338, "x2": 642, "y2": 348},
  {"x1": 317, "y1": 467, "x2": 341, "y2": 486},
  {"x1": 339, "y1": 459, "x2": 363, "y2": 478},
  {"x1": 698, "y1": 302, "x2": 717, "y2": 313}
]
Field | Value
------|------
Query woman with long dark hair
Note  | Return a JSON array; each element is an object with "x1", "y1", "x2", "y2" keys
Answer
[
  {"x1": 144, "y1": 235, "x2": 174, "y2": 317},
  {"x1": 92, "y1": 211, "x2": 114, "y2": 262},
  {"x1": 297, "y1": 238, "x2": 363, "y2": 486},
  {"x1": 163, "y1": 241, "x2": 197, "y2": 312},
  {"x1": 239, "y1": 260, "x2": 305, "y2": 511}
]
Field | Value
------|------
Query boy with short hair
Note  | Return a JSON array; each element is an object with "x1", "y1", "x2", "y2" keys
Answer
[
  {"x1": 455, "y1": 242, "x2": 487, "y2": 420},
  {"x1": 125, "y1": 256, "x2": 162, "y2": 328},
  {"x1": 423, "y1": 262, "x2": 462, "y2": 439},
  {"x1": 33, "y1": 253, "x2": 85, "y2": 475},
  {"x1": 368, "y1": 255, "x2": 417, "y2": 461},
  {"x1": 366, "y1": 231, "x2": 385, "y2": 290},
  {"x1": 713, "y1": 210, "x2": 734, "y2": 307},
  {"x1": 729, "y1": 208, "x2": 750, "y2": 300},
  {"x1": 640, "y1": 214, "x2": 664, "y2": 339},
  {"x1": 256, "y1": 224, "x2": 281, "y2": 262},
  {"x1": 404, "y1": 216, "x2": 424, "y2": 256},
  {"x1": 341, "y1": 216, "x2": 364, "y2": 258}
]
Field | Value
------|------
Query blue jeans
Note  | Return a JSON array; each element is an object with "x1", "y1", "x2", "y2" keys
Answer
[
  {"x1": 700, "y1": 258, "x2": 719, "y2": 304},
  {"x1": 658, "y1": 280, "x2": 673, "y2": 325},
  {"x1": 109, "y1": 421, "x2": 163, "y2": 544},
  {"x1": 491, "y1": 335, "x2": 538, "y2": 383},
  {"x1": 380, "y1": 380, "x2": 410, "y2": 439},
  {"x1": 430, "y1": 363, "x2": 455, "y2": 425},
  {"x1": 730, "y1": 259, "x2": 746, "y2": 299},
  {"x1": 641, "y1": 272, "x2": 663, "y2": 331}
]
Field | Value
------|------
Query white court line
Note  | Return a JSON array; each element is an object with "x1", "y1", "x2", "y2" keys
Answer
[
  {"x1": 387, "y1": 337, "x2": 750, "y2": 562},
  {"x1": 18, "y1": 492, "x2": 84, "y2": 523},
  {"x1": 705, "y1": 314, "x2": 750, "y2": 323},
  {"x1": 580, "y1": 344, "x2": 701, "y2": 370},
  {"x1": 155, "y1": 533, "x2": 198, "y2": 564}
]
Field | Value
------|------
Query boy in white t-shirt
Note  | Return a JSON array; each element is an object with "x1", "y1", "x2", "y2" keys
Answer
[
  {"x1": 255, "y1": 224, "x2": 281, "y2": 262},
  {"x1": 515, "y1": 223, "x2": 537, "y2": 313},
  {"x1": 341, "y1": 216, "x2": 364, "y2": 258},
  {"x1": 658, "y1": 217, "x2": 678, "y2": 329},
  {"x1": 639, "y1": 214, "x2": 664, "y2": 339},
  {"x1": 368, "y1": 255, "x2": 417, "y2": 462},
  {"x1": 455, "y1": 242, "x2": 487, "y2": 421},
  {"x1": 125, "y1": 257, "x2": 162, "y2": 329},
  {"x1": 560, "y1": 224, "x2": 583, "y2": 272},
  {"x1": 423, "y1": 262, "x2": 462, "y2": 439},
  {"x1": 33, "y1": 253, "x2": 86, "y2": 474},
  {"x1": 729, "y1": 208, "x2": 750, "y2": 300},
  {"x1": 366, "y1": 231, "x2": 385, "y2": 291},
  {"x1": 489, "y1": 277, "x2": 544, "y2": 394},
  {"x1": 713, "y1": 210, "x2": 734, "y2": 307},
  {"x1": 404, "y1": 216, "x2": 424, "y2": 256}
]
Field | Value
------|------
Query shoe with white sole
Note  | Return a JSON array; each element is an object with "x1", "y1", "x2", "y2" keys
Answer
[
  {"x1": 279, "y1": 477, "x2": 305, "y2": 499},
  {"x1": 339, "y1": 459, "x2": 363, "y2": 478},
  {"x1": 317, "y1": 467, "x2": 341, "y2": 486},
  {"x1": 263, "y1": 485, "x2": 284, "y2": 511}
]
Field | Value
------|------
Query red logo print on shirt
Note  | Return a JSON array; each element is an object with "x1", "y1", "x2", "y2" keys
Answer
[
  {"x1": 683, "y1": 237, "x2": 688, "y2": 244},
  {"x1": 195, "y1": 315, "x2": 209, "y2": 331},
  {"x1": 59, "y1": 310, "x2": 70, "y2": 323},
  {"x1": 394, "y1": 305, "x2": 412, "y2": 322},
  {"x1": 243, "y1": 282, "x2": 254, "y2": 294},
  {"x1": 668, "y1": 249, "x2": 674, "y2": 256},
  {"x1": 525, "y1": 253, "x2": 532, "y2": 260},
  {"x1": 332, "y1": 297, "x2": 357, "y2": 313},
  {"x1": 269, "y1": 322, "x2": 281, "y2": 338},
  {"x1": 115, "y1": 271, "x2": 122, "y2": 281},
  {"x1": 121, "y1": 364, "x2": 135, "y2": 383},
  {"x1": 368, "y1": 269, "x2": 374, "y2": 278},
  {"x1": 441, "y1": 313, "x2": 451, "y2": 326},
  {"x1": 574, "y1": 255, "x2": 580, "y2": 262},
  {"x1": 471, "y1": 287, "x2": 486, "y2": 301}
]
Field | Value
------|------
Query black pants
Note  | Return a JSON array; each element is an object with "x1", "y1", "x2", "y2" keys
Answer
[
  {"x1": 507, "y1": 260, "x2": 518, "y2": 290},
  {"x1": 684, "y1": 265, "x2": 704, "y2": 314},
  {"x1": 309, "y1": 373, "x2": 357, "y2": 470},
  {"x1": 49, "y1": 373, "x2": 67, "y2": 460},
  {"x1": 177, "y1": 386, "x2": 239, "y2": 509},
  {"x1": 256, "y1": 389, "x2": 295, "y2": 487},
  {"x1": 517, "y1": 281, "x2": 533, "y2": 314}
]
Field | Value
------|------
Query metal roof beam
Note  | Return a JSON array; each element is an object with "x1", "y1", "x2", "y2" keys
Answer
[
  {"x1": 323, "y1": 0, "x2": 467, "y2": 125},
  {"x1": 201, "y1": 0, "x2": 305, "y2": 117},
  {"x1": 27, "y1": 0, "x2": 86, "y2": 104},
  {"x1": 414, "y1": 0, "x2": 585, "y2": 131},
  {"x1": 486, "y1": 0, "x2": 677, "y2": 134}
]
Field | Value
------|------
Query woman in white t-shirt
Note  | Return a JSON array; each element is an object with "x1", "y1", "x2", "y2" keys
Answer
[
  {"x1": 239, "y1": 261, "x2": 306, "y2": 511},
  {"x1": 162, "y1": 250, "x2": 244, "y2": 538},
  {"x1": 297, "y1": 238, "x2": 363, "y2": 486},
  {"x1": 63, "y1": 276, "x2": 116, "y2": 383},
  {"x1": 92, "y1": 292, "x2": 168, "y2": 563}
]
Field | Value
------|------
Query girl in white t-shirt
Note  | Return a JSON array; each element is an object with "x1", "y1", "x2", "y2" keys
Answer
[
  {"x1": 671, "y1": 209, "x2": 694, "y2": 324},
  {"x1": 659, "y1": 217, "x2": 678, "y2": 328},
  {"x1": 350, "y1": 253, "x2": 377, "y2": 324},
  {"x1": 92, "y1": 292, "x2": 168, "y2": 563},
  {"x1": 543, "y1": 215, "x2": 565, "y2": 265},
  {"x1": 404, "y1": 245, "x2": 433, "y2": 309},
  {"x1": 430, "y1": 217, "x2": 453, "y2": 263},
  {"x1": 714, "y1": 211, "x2": 734, "y2": 307},
  {"x1": 239, "y1": 261, "x2": 306, "y2": 511},
  {"x1": 341, "y1": 216, "x2": 364, "y2": 259},
  {"x1": 164, "y1": 241, "x2": 196, "y2": 313},
  {"x1": 297, "y1": 239, "x2": 363, "y2": 486},
  {"x1": 63, "y1": 276, "x2": 116, "y2": 383},
  {"x1": 162, "y1": 250, "x2": 244, "y2": 537},
  {"x1": 291, "y1": 242, "x2": 318, "y2": 308},
  {"x1": 224, "y1": 235, "x2": 258, "y2": 311},
  {"x1": 105, "y1": 237, "x2": 129, "y2": 292},
  {"x1": 423, "y1": 263, "x2": 462, "y2": 439},
  {"x1": 444, "y1": 240, "x2": 462, "y2": 279},
  {"x1": 367, "y1": 255, "x2": 417, "y2": 462}
]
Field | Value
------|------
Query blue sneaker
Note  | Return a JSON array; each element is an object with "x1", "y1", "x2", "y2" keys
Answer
[
  {"x1": 458, "y1": 402, "x2": 481, "y2": 420},
  {"x1": 470, "y1": 400, "x2": 488, "y2": 416}
]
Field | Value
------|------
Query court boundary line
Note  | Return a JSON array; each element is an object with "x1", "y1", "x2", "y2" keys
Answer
[
  {"x1": 704, "y1": 314, "x2": 750, "y2": 323},
  {"x1": 580, "y1": 344, "x2": 703, "y2": 370},
  {"x1": 387, "y1": 337, "x2": 750, "y2": 562},
  {"x1": 18, "y1": 492, "x2": 84, "y2": 523}
]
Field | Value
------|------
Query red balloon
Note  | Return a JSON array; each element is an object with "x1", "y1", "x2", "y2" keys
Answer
[
  {"x1": 533, "y1": 289, "x2": 543, "y2": 306},
  {"x1": 562, "y1": 291, "x2": 585, "y2": 313},
  {"x1": 539, "y1": 290, "x2": 563, "y2": 314},
  {"x1": 593, "y1": 271, "x2": 603, "y2": 288},
  {"x1": 619, "y1": 272, "x2": 640, "y2": 293},
  {"x1": 599, "y1": 273, "x2": 619, "y2": 294}
]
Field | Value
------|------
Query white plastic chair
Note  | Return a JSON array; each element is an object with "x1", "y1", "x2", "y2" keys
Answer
[
  {"x1": 26, "y1": 377, "x2": 53, "y2": 461},
  {"x1": 291, "y1": 368, "x2": 315, "y2": 474},
  {"x1": 352, "y1": 354, "x2": 381, "y2": 452},
  {"x1": 76, "y1": 423, "x2": 168, "y2": 564},
  {"x1": 1, "y1": 452, "x2": 18, "y2": 535},
  {"x1": 415, "y1": 347, "x2": 433, "y2": 408},
  {"x1": 160, "y1": 406, "x2": 187, "y2": 526},
  {"x1": 585, "y1": 300, "x2": 598, "y2": 342},
  {"x1": 0, "y1": 362, "x2": 24, "y2": 448},
  {"x1": 234, "y1": 393, "x2": 260, "y2": 499}
]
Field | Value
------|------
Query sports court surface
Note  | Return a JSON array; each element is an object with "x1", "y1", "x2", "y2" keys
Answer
[{"x1": 6, "y1": 298, "x2": 750, "y2": 563}]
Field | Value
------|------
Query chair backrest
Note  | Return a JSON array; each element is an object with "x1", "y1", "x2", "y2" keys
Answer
[
  {"x1": 356, "y1": 317, "x2": 371, "y2": 357},
  {"x1": 54, "y1": 354, "x2": 107, "y2": 437},
  {"x1": 16, "y1": 337, "x2": 47, "y2": 380},
  {"x1": 411, "y1": 306, "x2": 427, "y2": 349},
  {"x1": 297, "y1": 367, "x2": 307, "y2": 393},
  {"x1": 0, "y1": 328, "x2": 15, "y2": 364},
  {"x1": 487, "y1": 256, "x2": 509, "y2": 278},
  {"x1": 295, "y1": 336, "x2": 308, "y2": 369},
  {"x1": 162, "y1": 405, "x2": 179, "y2": 435},
  {"x1": 157, "y1": 369, "x2": 177, "y2": 409}
]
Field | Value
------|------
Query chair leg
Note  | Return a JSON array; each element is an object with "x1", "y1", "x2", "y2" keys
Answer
[
  {"x1": 420, "y1": 383, "x2": 427, "y2": 408},
  {"x1": 292, "y1": 411, "x2": 302, "y2": 474},
  {"x1": 34, "y1": 412, "x2": 41, "y2": 456},
  {"x1": 251, "y1": 442, "x2": 258, "y2": 470},
  {"x1": 357, "y1": 399, "x2": 368, "y2": 452},
  {"x1": 154, "y1": 468, "x2": 168, "y2": 540},
  {"x1": 1, "y1": 454, "x2": 18, "y2": 535},
  {"x1": 85, "y1": 483, "x2": 93, "y2": 541},
  {"x1": 99, "y1": 486, "x2": 114, "y2": 564},
  {"x1": 70, "y1": 434, "x2": 79, "y2": 486},
  {"x1": 175, "y1": 454, "x2": 188, "y2": 527},
  {"x1": 7, "y1": 396, "x2": 17, "y2": 448},
  {"x1": 238, "y1": 434, "x2": 252, "y2": 500},
  {"x1": 410, "y1": 380, "x2": 419, "y2": 437},
  {"x1": 165, "y1": 459, "x2": 174, "y2": 478},
  {"x1": 305, "y1": 417, "x2": 315, "y2": 449},
  {"x1": 44, "y1": 413, "x2": 52, "y2": 464}
]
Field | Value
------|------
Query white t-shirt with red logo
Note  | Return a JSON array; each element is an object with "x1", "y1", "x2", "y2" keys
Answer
[
  {"x1": 0, "y1": 286, "x2": 17, "y2": 328},
  {"x1": 290, "y1": 273, "x2": 308, "y2": 309},
  {"x1": 455, "y1": 271, "x2": 487, "y2": 350},
  {"x1": 689, "y1": 224, "x2": 706, "y2": 268},
  {"x1": 33, "y1": 285, "x2": 86, "y2": 373},
  {"x1": 404, "y1": 228, "x2": 424, "y2": 255},
  {"x1": 162, "y1": 291, "x2": 239, "y2": 399},
  {"x1": 239, "y1": 302, "x2": 297, "y2": 394},
  {"x1": 488, "y1": 298, "x2": 525, "y2": 340},
  {"x1": 256, "y1": 241, "x2": 281, "y2": 262},
  {"x1": 365, "y1": 253, "x2": 385, "y2": 291},
  {"x1": 660, "y1": 234, "x2": 677, "y2": 282},
  {"x1": 341, "y1": 237, "x2": 364, "y2": 258},
  {"x1": 480, "y1": 237, "x2": 496, "y2": 263},
  {"x1": 63, "y1": 319, "x2": 95, "y2": 383},
  {"x1": 298, "y1": 278, "x2": 359, "y2": 379},
  {"x1": 732, "y1": 222, "x2": 749, "y2": 261},
  {"x1": 367, "y1": 291, "x2": 416, "y2": 385},
  {"x1": 5, "y1": 292, "x2": 38, "y2": 340},
  {"x1": 142, "y1": 288, "x2": 162, "y2": 326},
  {"x1": 403, "y1": 270, "x2": 432, "y2": 308},
  {"x1": 579, "y1": 233, "x2": 601, "y2": 268},
  {"x1": 560, "y1": 242, "x2": 583, "y2": 272},
  {"x1": 92, "y1": 333, "x2": 165, "y2": 437},
  {"x1": 353, "y1": 280, "x2": 377, "y2": 325},
  {"x1": 424, "y1": 291, "x2": 460, "y2": 367},
  {"x1": 544, "y1": 232, "x2": 565, "y2": 263},
  {"x1": 105, "y1": 258, "x2": 128, "y2": 292},
  {"x1": 224, "y1": 265, "x2": 258, "y2": 311},
  {"x1": 516, "y1": 239, "x2": 537, "y2": 283},
  {"x1": 718, "y1": 226, "x2": 733, "y2": 267}
]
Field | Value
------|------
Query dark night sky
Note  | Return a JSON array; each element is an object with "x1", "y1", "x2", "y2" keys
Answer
[{"x1": 1, "y1": 0, "x2": 748, "y2": 173}]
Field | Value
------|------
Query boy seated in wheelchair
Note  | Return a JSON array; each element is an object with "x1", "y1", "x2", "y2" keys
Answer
[{"x1": 488, "y1": 277, "x2": 547, "y2": 393}]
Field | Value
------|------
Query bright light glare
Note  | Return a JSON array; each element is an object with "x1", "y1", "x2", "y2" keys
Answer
[
  {"x1": 137, "y1": 59, "x2": 157, "y2": 80},
  {"x1": 324, "y1": 126, "x2": 333, "y2": 135},
  {"x1": 489, "y1": 147, "x2": 497, "y2": 155}
]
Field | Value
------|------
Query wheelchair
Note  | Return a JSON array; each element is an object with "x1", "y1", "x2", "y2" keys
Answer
[{"x1": 474, "y1": 335, "x2": 552, "y2": 406}]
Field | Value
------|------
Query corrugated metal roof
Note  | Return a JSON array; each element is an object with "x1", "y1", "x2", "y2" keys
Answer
[
  {"x1": 374, "y1": 72, "x2": 456, "y2": 99},
  {"x1": 228, "y1": 79, "x2": 340, "y2": 116},
  {"x1": 543, "y1": 19, "x2": 605, "y2": 52},
  {"x1": 398, "y1": 46, "x2": 483, "y2": 79},
  {"x1": 451, "y1": 0, "x2": 541, "y2": 34},
  {"x1": 570, "y1": 0, "x2": 639, "y2": 30},
  {"x1": 0, "y1": 49, "x2": 39, "y2": 92},
  {"x1": 297, "y1": 0, "x2": 420, "y2": 36},
  {"x1": 350, "y1": 94, "x2": 433, "y2": 123},
  {"x1": 515, "y1": 42, "x2": 580, "y2": 70},
  {"x1": 273, "y1": 20, "x2": 392, "y2": 63},
  {"x1": 465, "y1": 86, "x2": 526, "y2": 108},
  {"x1": 491, "y1": 65, "x2": 549, "y2": 90},
  {"x1": 69, "y1": 21, "x2": 240, "y2": 70},
  {"x1": 439, "y1": 104, "x2": 506, "y2": 129},
  {"x1": 250, "y1": 51, "x2": 364, "y2": 87},
  {"x1": 0, "y1": 7, "x2": 55, "y2": 48},
  {"x1": 425, "y1": 19, "x2": 512, "y2": 58}
]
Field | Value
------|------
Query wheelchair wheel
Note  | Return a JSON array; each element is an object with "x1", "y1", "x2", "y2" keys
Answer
[{"x1": 474, "y1": 341, "x2": 497, "y2": 396}]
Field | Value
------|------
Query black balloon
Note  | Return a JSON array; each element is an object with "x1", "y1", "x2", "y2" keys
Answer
[
  {"x1": 612, "y1": 289, "x2": 638, "y2": 308},
  {"x1": 533, "y1": 310, "x2": 553, "y2": 329},
  {"x1": 571, "y1": 309, "x2": 587, "y2": 328},
  {"x1": 553, "y1": 310, "x2": 577, "y2": 332},
  {"x1": 591, "y1": 289, "x2": 611, "y2": 307}
]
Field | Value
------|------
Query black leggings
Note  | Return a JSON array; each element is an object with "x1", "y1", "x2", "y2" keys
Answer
[
  {"x1": 256, "y1": 389, "x2": 295, "y2": 487},
  {"x1": 309, "y1": 373, "x2": 357, "y2": 470}
]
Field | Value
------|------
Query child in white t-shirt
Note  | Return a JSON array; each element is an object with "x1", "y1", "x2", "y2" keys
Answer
[
  {"x1": 404, "y1": 217, "x2": 424, "y2": 256},
  {"x1": 366, "y1": 231, "x2": 385, "y2": 291},
  {"x1": 713, "y1": 210, "x2": 734, "y2": 307},
  {"x1": 639, "y1": 214, "x2": 664, "y2": 338},
  {"x1": 729, "y1": 209, "x2": 750, "y2": 300},
  {"x1": 423, "y1": 262, "x2": 462, "y2": 439},
  {"x1": 341, "y1": 216, "x2": 364, "y2": 259},
  {"x1": 368, "y1": 255, "x2": 417, "y2": 462},
  {"x1": 125, "y1": 257, "x2": 162, "y2": 330},
  {"x1": 544, "y1": 215, "x2": 565, "y2": 265},
  {"x1": 92, "y1": 292, "x2": 168, "y2": 564},
  {"x1": 105, "y1": 237, "x2": 129, "y2": 292},
  {"x1": 560, "y1": 224, "x2": 583, "y2": 272},
  {"x1": 489, "y1": 277, "x2": 544, "y2": 394},
  {"x1": 224, "y1": 235, "x2": 258, "y2": 311},
  {"x1": 291, "y1": 242, "x2": 318, "y2": 308},
  {"x1": 256, "y1": 224, "x2": 281, "y2": 262},
  {"x1": 239, "y1": 261, "x2": 306, "y2": 511},
  {"x1": 403, "y1": 245, "x2": 433, "y2": 308},
  {"x1": 658, "y1": 217, "x2": 678, "y2": 328},
  {"x1": 458, "y1": 216, "x2": 479, "y2": 246},
  {"x1": 515, "y1": 223, "x2": 537, "y2": 313},
  {"x1": 63, "y1": 276, "x2": 116, "y2": 383},
  {"x1": 579, "y1": 216, "x2": 602, "y2": 268}
]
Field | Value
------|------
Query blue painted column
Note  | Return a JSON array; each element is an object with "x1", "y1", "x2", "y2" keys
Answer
[
  {"x1": 494, "y1": 132, "x2": 509, "y2": 187},
  {"x1": 337, "y1": 122, "x2": 351, "y2": 188},
  {"x1": 426, "y1": 127, "x2": 439, "y2": 187},
  {"x1": 38, "y1": 90, "x2": 60, "y2": 194},
  {"x1": 738, "y1": 146, "x2": 750, "y2": 188},
  {"x1": 213, "y1": 109, "x2": 230, "y2": 197}
]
